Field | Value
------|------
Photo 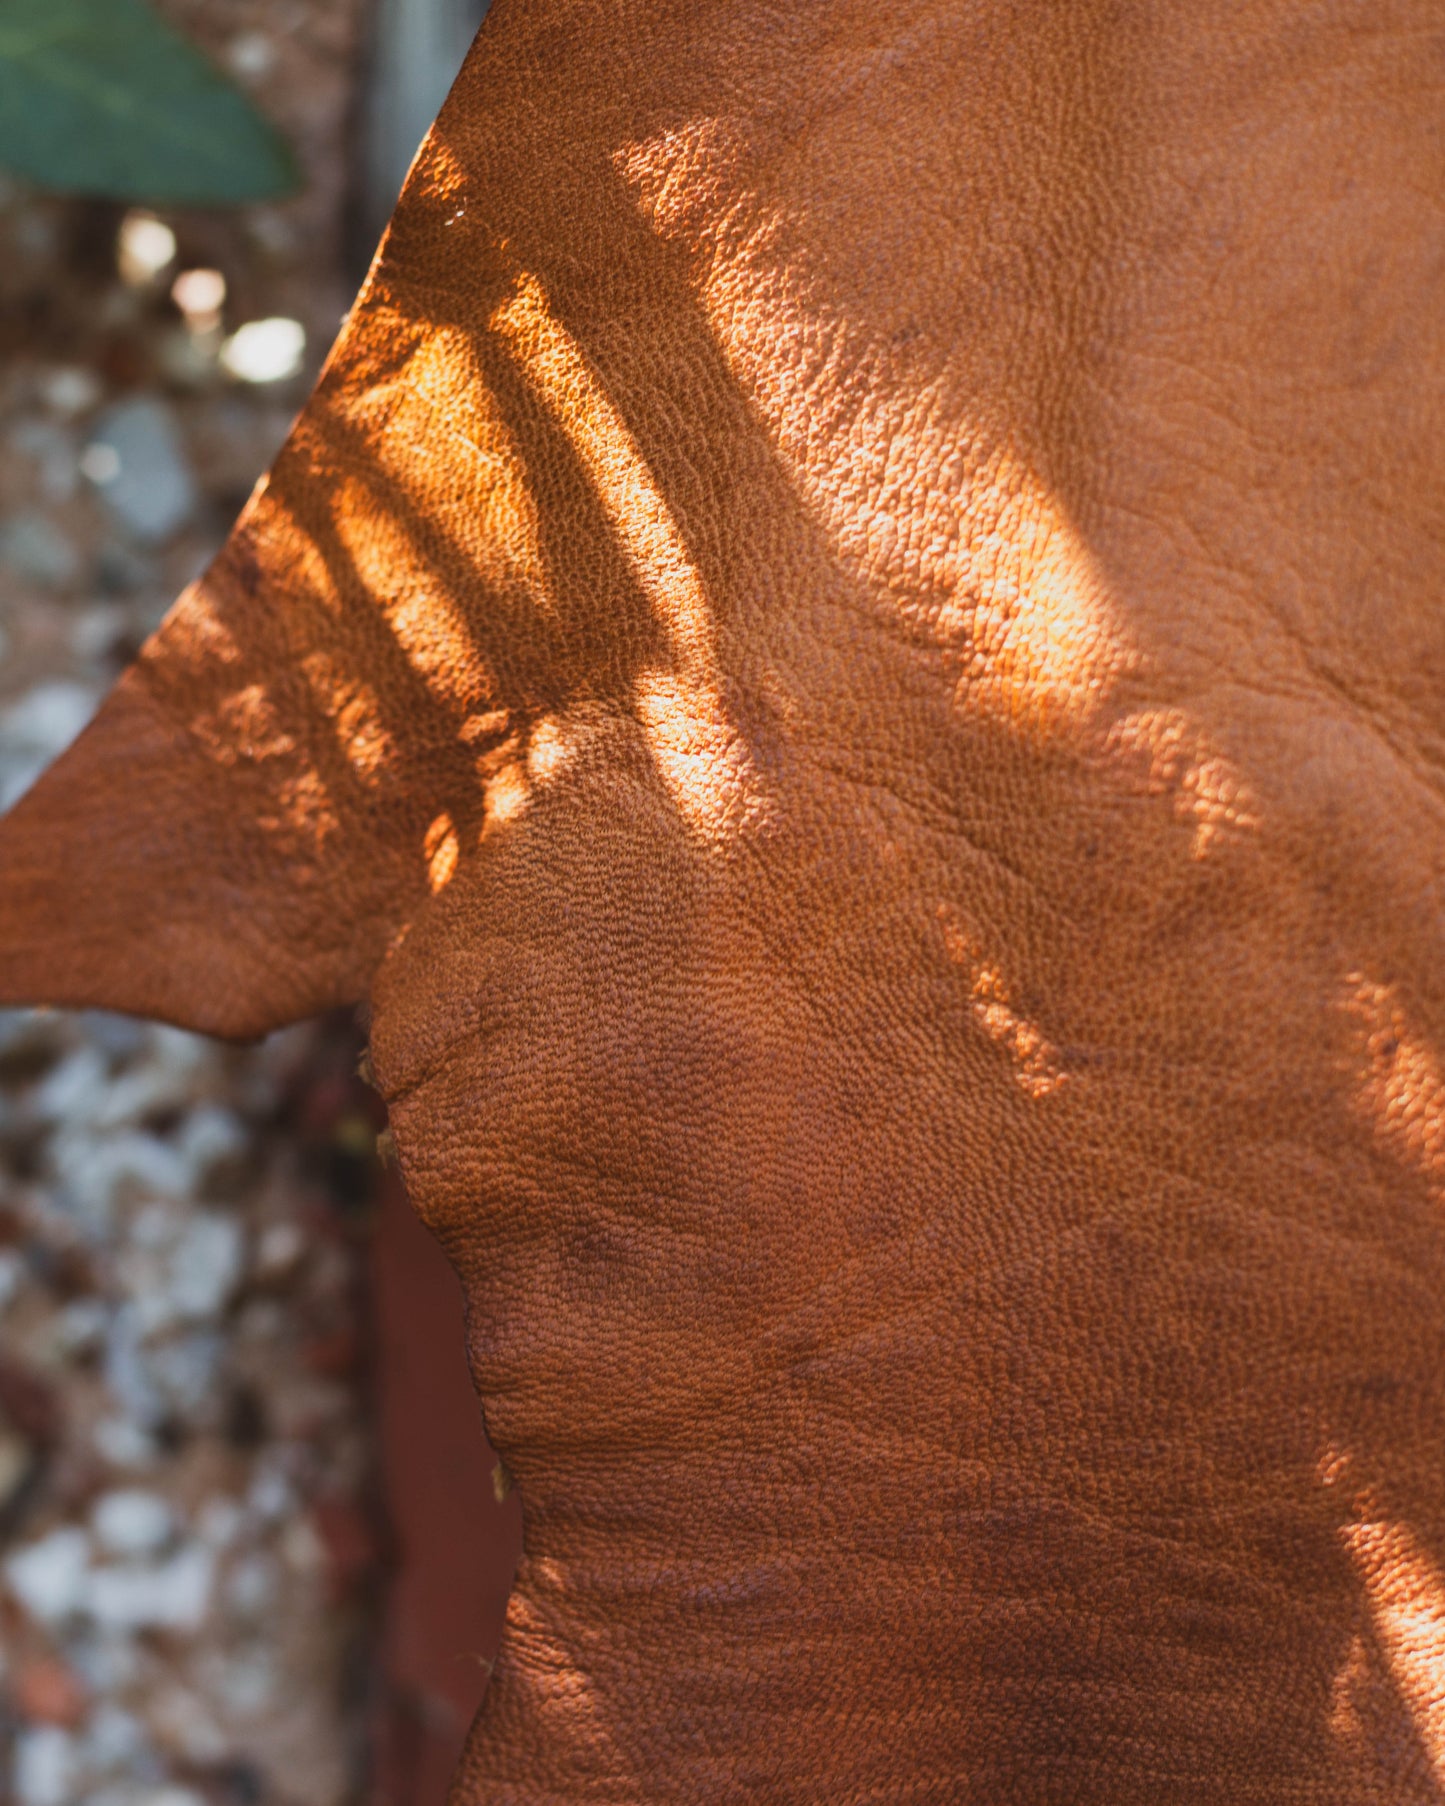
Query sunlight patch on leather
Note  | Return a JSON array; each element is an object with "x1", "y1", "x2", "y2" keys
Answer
[
  {"x1": 503, "y1": 1570, "x2": 626, "y2": 1780},
  {"x1": 490, "y1": 271, "x2": 771, "y2": 844},
  {"x1": 404, "y1": 132, "x2": 469, "y2": 214},
  {"x1": 1338, "y1": 1508, "x2": 1445, "y2": 1777},
  {"x1": 187, "y1": 681, "x2": 339, "y2": 850},
  {"x1": 522, "y1": 706, "x2": 614, "y2": 790},
  {"x1": 1327, "y1": 1628, "x2": 1445, "y2": 1789},
  {"x1": 424, "y1": 811, "x2": 460, "y2": 893},
  {"x1": 132, "y1": 576, "x2": 347, "y2": 857},
  {"x1": 1344, "y1": 974, "x2": 1445, "y2": 1186},
  {"x1": 490, "y1": 271, "x2": 718, "y2": 681},
  {"x1": 300, "y1": 651, "x2": 397, "y2": 788},
  {"x1": 484, "y1": 761, "x2": 532, "y2": 831},
  {"x1": 328, "y1": 469, "x2": 494, "y2": 716},
  {"x1": 525, "y1": 715, "x2": 574, "y2": 787},
  {"x1": 237, "y1": 484, "x2": 348, "y2": 624},
  {"x1": 1331, "y1": 1631, "x2": 1378, "y2": 1755},
  {"x1": 1104, "y1": 707, "x2": 1260, "y2": 857},
  {"x1": 616, "y1": 117, "x2": 1131, "y2": 742},
  {"x1": 941, "y1": 480, "x2": 1126, "y2": 739},
  {"x1": 152, "y1": 580, "x2": 248, "y2": 674},
  {"x1": 938, "y1": 904, "x2": 1066, "y2": 1097},
  {"x1": 634, "y1": 668, "x2": 775, "y2": 845},
  {"x1": 360, "y1": 321, "x2": 560, "y2": 623}
]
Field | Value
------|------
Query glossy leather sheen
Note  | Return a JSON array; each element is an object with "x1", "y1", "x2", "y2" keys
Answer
[{"x1": 1, "y1": 2, "x2": 1444, "y2": 1798}]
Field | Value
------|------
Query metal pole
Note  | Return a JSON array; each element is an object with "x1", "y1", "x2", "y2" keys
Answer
[{"x1": 358, "y1": 0, "x2": 490, "y2": 259}]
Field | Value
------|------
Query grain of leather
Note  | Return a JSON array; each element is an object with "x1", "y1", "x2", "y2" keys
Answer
[{"x1": 2, "y1": 1, "x2": 1444, "y2": 1797}]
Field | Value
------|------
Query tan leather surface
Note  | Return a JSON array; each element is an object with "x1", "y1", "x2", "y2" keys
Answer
[{"x1": 2, "y1": 1, "x2": 1445, "y2": 1796}]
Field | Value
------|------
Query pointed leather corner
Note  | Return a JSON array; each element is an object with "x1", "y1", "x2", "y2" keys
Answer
[{"x1": 0, "y1": 639, "x2": 425, "y2": 1038}]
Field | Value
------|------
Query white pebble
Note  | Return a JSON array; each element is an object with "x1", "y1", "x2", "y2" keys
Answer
[
  {"x1": 65, "y1": 1631, "x2": 142, "y2": 1692},
  {"x1": 144, "y1": 1024, "x2": 212, "y2": 1079},
  {"x1": 90, "y1": 1060, "x2": 190, "y2": 1130},
  {"x1": 197, "y1": 1496, "x2": 244, "y2": 1549},
  {"x1": 246, "y1": 1468, "x2": 293, "y2": 1523},
  {"x1": 83, "y1": 1702, "x2": 147, "y2": 1772},
  {"x1": 85, "y1": 397, "x2": 197, "y2": 543},
  {"x1": 103, "y1": 1309, "x2": 164, "y2": 1430},
  {"x1": 254, "y1": 1219, "x2": 304, "y2": 1277},
  {"x1": 87, "y1": 1542, "x2": 213, "y2": 1633},
  {"x1": 144, "y1": 1332, "x2": 222, "y2": 1414},
  {"x1": 55, "y1": 1129, "x2": 191, "y2": 1214},
  {"x1": 92, "y1": 1416, "x2": 158, "y2": 1470},
  {"x1": 0, "y1": 680, "x2": 97, "y2": 760},
  {"x1": 0, "y1": 682, "x2": 99, "y2": 809},
  {"x1": 167, "y1": 1213, "x2": 245, "y2": 1320},
  {"x1": 69, "y1": 602, "x2": 130, "y2": 662},
  {"x1": 171, "y1": 265, "x2": 226, "y2": 323},
  {"x1": 0, "y1": 512, "x2": 81, "y2": 588},
  {"x1": 76, "y1": 1011, "x2": 148, "y2": 1059},
  {"x1": 5, "y1": 1527, "x2": 90, "y2": 1623},
  {"x1": 225, "y1": 1553, "x2": 278, "y2": 1619},
  {"x1": 175, "y1": 1104, "x2": 247, "y2": 1176},
  {"x1": 149, "y1": 1684, "x2": 226, "y2": 1763},
  {"x1": 79, "y1": 442, "x2": 120, "y2": 484},
  {"x1": 54, "y1": 1297, "x2": 108, "y2": 1354},
  {"x1": 91, "y1": 1488, "x2": 174, "y2": 1558},
  {"x1": 29, "y1": 1045, "x2": 109, "y2": 1125},
  {"x1": 217, "y1": 1645, "x2": 277, "y2": 1718},
  {"x1": 129, "y1": 1199, "x2": 181, "y2": 1251},
  {"x1": 11, "y1": 1726, "x2": 76, "y2": 1806}
]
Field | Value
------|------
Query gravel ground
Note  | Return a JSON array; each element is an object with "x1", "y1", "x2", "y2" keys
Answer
[
  {"x1": 0, "y1": 1012, "x2": 384, "y2": 1806},
  {"x1": 0, "y1": 6, "x2": 389, "y2": 1802}
]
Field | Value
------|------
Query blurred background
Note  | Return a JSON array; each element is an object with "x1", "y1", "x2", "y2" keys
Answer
[{"x1": 0, "y1": 5, "x2": 520, "y2": 1804}]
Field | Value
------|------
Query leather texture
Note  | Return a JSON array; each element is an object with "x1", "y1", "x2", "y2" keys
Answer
[{"x1": 2, "y1": 1, "x2": 1444, "y2": 1797}]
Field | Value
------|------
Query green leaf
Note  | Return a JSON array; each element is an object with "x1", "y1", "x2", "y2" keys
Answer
[{"x1": 0, "y1": 0, "x2": 297, "y2": 205}]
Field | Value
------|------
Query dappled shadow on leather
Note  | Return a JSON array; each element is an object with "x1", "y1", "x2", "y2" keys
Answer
[
  {"x1": 358, "y1": 109, "x2": 1445, "y2": 1801},
  {"x1": 1323, "y1": 1464, "x2": 1445, "y2": 1794},
  {"x1": 2, "y1": 1, "x2": 1445, "y2": 1795}
]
